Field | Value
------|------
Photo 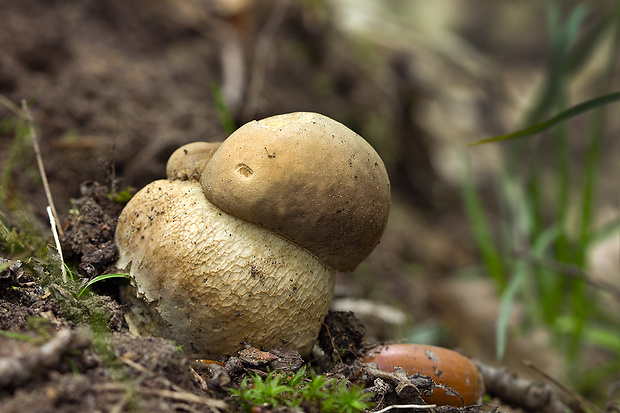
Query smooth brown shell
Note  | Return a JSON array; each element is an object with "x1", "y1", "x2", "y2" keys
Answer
[
  {"x1": 363, "y1": 343, "x2": 484, "y2": 406},
  {"x1": 200, "y1": 112, "x2": 391, "y2": 272}
]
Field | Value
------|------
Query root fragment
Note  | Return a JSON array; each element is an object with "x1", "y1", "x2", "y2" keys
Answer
[
  {"x1": 474, "y1": 360, "x2": 573, "y2": 413},
  {"x1": 0, "y1": 328, "x2": 89, "y2": 389}
]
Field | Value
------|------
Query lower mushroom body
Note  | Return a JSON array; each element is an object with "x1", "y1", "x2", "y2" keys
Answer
[{"x1": 115, "y1": 180, "x2": 335, "y2": 358}]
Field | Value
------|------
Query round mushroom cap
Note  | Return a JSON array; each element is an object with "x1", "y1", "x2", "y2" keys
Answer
[
  {"x1": 166, "y1": 141, "x2": 221, "y2": 181},
  {"x1": 200, "y1": 112, "x2": 391, "y2": 272}
]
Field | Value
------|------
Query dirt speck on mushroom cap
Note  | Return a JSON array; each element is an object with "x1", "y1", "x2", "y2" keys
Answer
[
  {"x1": 201, "y1": 112, "x2": 391, "y2": 272},
  {"x1": 115, "y1": 179, "x2": 335, "y2": 358}
]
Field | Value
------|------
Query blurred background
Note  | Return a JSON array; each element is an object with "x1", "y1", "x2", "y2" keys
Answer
[{"x1": 1, "y1": 0, "x2": 618, "y2": 406}]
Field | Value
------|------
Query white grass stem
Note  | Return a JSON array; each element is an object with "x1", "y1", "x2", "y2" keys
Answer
[
  {"x1": 47, "y1": 206, "x2": 67, "y2": 283},
  {"x1": 373, "y1": 404, "x2": 437, "y2": 413}
]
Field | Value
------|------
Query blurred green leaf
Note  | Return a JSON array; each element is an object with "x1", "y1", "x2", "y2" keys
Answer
[
  {"x1": 460, "y1": 159, "x2": 506, "y2": 290},
  {"x1": 210, "y1": 81, "x2": 237, "y2": 135},
  {"x1": 470, "y1": 92, "x2": 620, "y2": 146}
]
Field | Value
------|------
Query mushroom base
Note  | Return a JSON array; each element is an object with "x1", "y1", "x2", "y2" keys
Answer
[{"x1": 115, "y1": 180, "x2": 335, "y2": 358}]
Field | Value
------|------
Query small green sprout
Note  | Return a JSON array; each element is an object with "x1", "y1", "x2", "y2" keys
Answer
[
  {"x1": 284, "y1": 364, "x2": 307, "y2": 387},
  {"x1": 109, "y1": 187, "x2": 134, "y2": 204},
  {"x1": 0, "y1": 330, "x2": 38, "y2": 342},
  {"x1": 0, "y1": 261, "x2": 9, "y2": 273},
  {"x1": 323, "y1": 380, "x2": 374, "y2": 413},
  {"x1": 64, "y1": 263, "x2": 75, "y2": 281},
  {"x1": 77, "y1": 273, "x2": 130, "y2": 298},
  {"x1": 299, "y1": 372, "x2": 329, "y2": 403},
  {"x1": 229, "y1": 367, "x2": 374, "y2": 412}
]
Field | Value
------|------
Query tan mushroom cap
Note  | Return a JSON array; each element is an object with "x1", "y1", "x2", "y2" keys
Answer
[
  {"x1": 201, "y1": 112, "x2": 391, "y2": 272},
  {"x1": 166, "y1": 141, "x2": 221, "y2": 181}
]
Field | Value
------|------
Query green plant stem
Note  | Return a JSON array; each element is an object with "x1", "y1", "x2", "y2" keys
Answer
[
  {"x1": 0, "y1": 118, "x2": 28, "y2": 206},
  {"x1": 496, "y1": 259, "x2": 530, "y2": 360},
  {"x1": 578, "y1": 12, "x2": 620, "y2": 263},
  {"x1": 553, "y1": 99, "x2": 572, "y2": 268},
  {"x1": 210, "y1": 81, "x2": 237, "y2": 135},
  {"x1": 77, "y1": 273, "x2": 130, "y2": 298},
  {"x1": 460, "y1": 157, "x2": 506, "y2": 291},
  {"x1": 568, "y1": 7, "x2": 620, "y2": 361}
]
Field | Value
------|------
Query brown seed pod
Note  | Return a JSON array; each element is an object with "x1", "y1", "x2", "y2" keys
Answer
[{"x1": 363, "y1": 343, "x2": 484, "y2": 407}]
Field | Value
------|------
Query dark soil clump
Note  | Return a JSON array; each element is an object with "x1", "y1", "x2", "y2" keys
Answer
[{"x1": 60, "y1": 181, "x2": 124, "y2": 279}]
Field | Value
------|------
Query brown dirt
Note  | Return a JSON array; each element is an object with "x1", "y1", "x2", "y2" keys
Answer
[{"x1": 0, "y1": 253, "x2": 490, "y2": 412}]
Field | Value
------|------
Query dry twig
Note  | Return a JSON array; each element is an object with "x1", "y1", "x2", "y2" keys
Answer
[
  {"x1": 516, "y1": 250, "x2": 620, "y2": 300},
  {"x1": 524, "y1": 360, "x2": 602, "y2": 413},
  {"x1": 94, "y1": 382, "x2": 228, "y2": 410},
  {"x1": 0, "y1": 328, "x2": 89, "y2": 389},
  {"x1": 363, "y1": 364, "x2": 430, "y2": 400},
  {"x1": 0, "y1": 93, "x2": 24, "y2": 116},
  {"x1": 474, "y1": 359, "x2": 573, "y2": 413},
  {"x1": 605, "y1": 380, "x2": 620, "y2": 412}
]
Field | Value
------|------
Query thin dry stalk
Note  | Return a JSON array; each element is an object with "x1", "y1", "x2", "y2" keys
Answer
[
  {"x1": 0, "y1": 328, "x2": 89, "y2": 389},
  {"x1": 374, "y1": 404, "x2": 437, "y2": 412},
  {"x1": 120, "y1": 357, "x2": 189, "y2": 394},
  {"x1": 516, "y1": 250, "x2": 620, "y2": 300},
  {"x1": 47, "y1": 206, "x2": 67, "y2": 282},
  {"x1": 21, "y1": 99, "x2": 63, "y2": 237},
  {"x1": 241, "y1": 0, "x2": 290, "y2": 120},
  {"x1": 605, "y1": 380, "x2": 620, "y2": 412},
  {"x1": 524, "y1": 360, "x2": 603, "y2": 413},
  {"x1": 109, "y1": 392, "x2": 131, "y2": 413},
  {"x1": 94, "y1": 382, "x2": 228, "y2": 410},
  {"x1": 474, "y1": 359, "x2": 573, "y2": 413},
  {"x1": 0, "y1": 93, "x2": 24, "y2": 116}
]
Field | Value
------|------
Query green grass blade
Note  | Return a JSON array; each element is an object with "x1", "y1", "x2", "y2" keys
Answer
[
  {"x1": 0, "y1": 330, "x2": 37, "y2": 342},
  {"x1": 562, "y1": 3, "x2": 588, "y2": 50},
  {"x1": 530, "y1": 225, "x2": 563, "y2": 325},
  {"x1": 78, "y1": 273, "x2": 130, "y2": 298},
  {"x1": 0, "y1": 118, "x2": 28, "y2": 206},
  {"x1": 553, "y1": 110, "x2": 572, "y2": 267},
  {"x1": 556, "y1": 317, "x2": 620, "y2": 352},
  {"x1": 565, "y1": 18, "x2": 620, "y2": 359},
  {"x1": 523, "y1": 2, "x2": 586, "y2": 126},
  {"x1": 460, "y1": 158, "x2": 506, "y2": 290},
  {"x1": 579, "y1": 15, "x2": 620, "y2": 261},
  {"x1": 566, "y1": 3, "x2": 619, "y2": 75},
  {"x1": 496, "y1": 260, "x2": 528, "y2": 360},
  {"x1": 470, "y1": 92, "x2": 620, "y2": 146},
  {"x1": 210, "y1": 81, "x2": 237, "y2": 135},
  {"x1": 566, "y1": 278, "x2": 588, "y2": 359},
  {"x1": 64, "y1": 263, "x2": 76, "y2": 281},
  {"x1": 576, "y1": 104, "x2": 604, "y2": 267},
  {"x1": 589, "y1": 217, "x2": 620, "y2": 246}
]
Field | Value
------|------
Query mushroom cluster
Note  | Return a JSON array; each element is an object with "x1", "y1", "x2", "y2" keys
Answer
[{"x1": 115, "y1": 112, "x2": 391, "y2": 358}]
